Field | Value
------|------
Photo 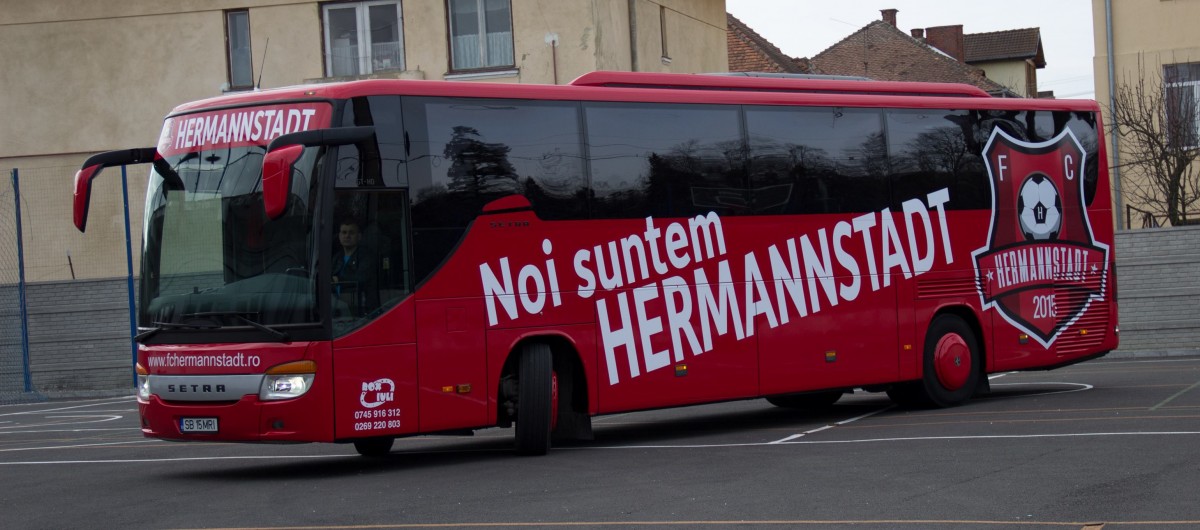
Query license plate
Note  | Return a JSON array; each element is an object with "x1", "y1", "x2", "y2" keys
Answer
[{"x1": 180, "y1": 417, "x2": 218, "y2": 433}]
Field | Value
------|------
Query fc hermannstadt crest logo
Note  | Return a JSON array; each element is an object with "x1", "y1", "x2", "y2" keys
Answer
[{"x1": 972, "y1": 128, "x2": 1109, "y2": 348}]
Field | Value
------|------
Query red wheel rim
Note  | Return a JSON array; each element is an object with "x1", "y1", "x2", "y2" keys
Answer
[{"x1": 933, "y1": 333, "x2": 971, "y2": 391}]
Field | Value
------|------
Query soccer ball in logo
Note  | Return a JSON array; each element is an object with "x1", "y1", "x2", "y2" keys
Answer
[{"x1": 1017, "y1": 174, "x2": 1061, "y2": 240}]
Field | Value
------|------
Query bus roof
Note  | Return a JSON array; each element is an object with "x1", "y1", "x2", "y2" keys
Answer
[
  {"x1": 170, "y1": 71, "x2": 1100, "y2": 117},
  {"x1": 570, "y1": 71, "x2": 993, "y2": 98}
]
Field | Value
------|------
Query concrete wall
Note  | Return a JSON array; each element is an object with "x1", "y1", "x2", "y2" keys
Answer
[
  {"x1": 1, "y1": 279, "x2": 134, "y2": 399},
  {"x1": 1113, "y1": 225, "x2": 1200, "y2": 355}
]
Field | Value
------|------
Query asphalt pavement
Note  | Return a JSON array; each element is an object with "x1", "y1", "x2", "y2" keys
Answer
[{"x1": 2, "y1": 355, "x2": 1199, "y2": 530}]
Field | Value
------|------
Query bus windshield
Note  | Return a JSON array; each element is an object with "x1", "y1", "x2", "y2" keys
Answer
[{"x1": 139, "y1": 146, "x2": 322, "y2": 331}]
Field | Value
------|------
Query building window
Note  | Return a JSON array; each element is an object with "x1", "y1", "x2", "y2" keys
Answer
[
  {"x1": 1165, "y1": 62, "x2": 1200, "y2": 148},
  {"x1": 448, "y1": 0, "x2": 513, "y2": 71},
  {"x1": 323, "y1": 1, "x2": 405, "y2": 77},
  {"x1": 225, "y1": 10, "x2": 253, "y2": 90}
]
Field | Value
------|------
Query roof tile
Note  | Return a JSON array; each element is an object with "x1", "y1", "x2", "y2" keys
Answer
[
  {"x1": 964, "y1": 28, "x2": 1044, "y2": 66},
  {"x1": 810, "y1": 20, "x2": 1011, "y2": 95},
  {"x1": 726, "y1": 13, "x2": 809, "y2": 74}
]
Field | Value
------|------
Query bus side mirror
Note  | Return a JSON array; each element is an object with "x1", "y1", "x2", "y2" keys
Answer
[
  {"x1": 262, "y1": 144, "x2": 306, "y2": 220},
  {"x1": 262, "y1": 126, "x2": 376, "y2": 220},
  {"x1": 74, "y1": 147, "x2": 157, "y2": 232}
]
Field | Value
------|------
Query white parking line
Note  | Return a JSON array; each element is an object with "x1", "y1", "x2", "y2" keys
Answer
[
  {"x1": 0, "y1": 428, "x2": 141, "y2": 435},
  {"x1": 0, "y1": 440, "x2": 157, "y2": 453},
  {"x1": 990, "y1": 382, "x2": 1094, "y2": 395},
  {"x1": 0, "y1": 398, "x2": 136, "y2": 417},
  {"x1": 0, "y1": 414, "x2": 127, "y2": 431},
  {"x1": 579, "y1": 430, "x2": 1200, "y2": 451},
  {"x1": 769, "y1": 405, "x2": 894, "y2": 444},
  {"x1": 0, "y1": 454, "x2": 346, "y2": 465},
  {"x1": 6, "y1": 430, "x2": 1200, "y2": 465},
  {"x1": 1151, "y1": 379, "x2": 1200, "y2": 411}
]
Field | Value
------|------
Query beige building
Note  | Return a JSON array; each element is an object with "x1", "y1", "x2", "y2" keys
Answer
[
  {"x1": 963, "y1": 28, "x2": 1045, "y2": 98},
  {"x1": 0, "y1": 0, "x2": 729, "y2": 282},
  {"x1": 1093, "y1": 0, "x2": 1200, "y2": 228}
]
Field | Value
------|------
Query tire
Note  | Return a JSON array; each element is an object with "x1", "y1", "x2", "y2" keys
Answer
[
  {"x1": 766, "y1": 390, "x2": 843, "y2": 409},
  {"x1": 886, "y1": 381, "x2": 929, "y2": 408},
  {"x1": 515, "y1": 343, "x2": 554, "y2": 456},
  {"x1": 353, "y1": 437, "x2": 394, "y2": 457},
  {"x1": 896, "y1": 314, "x2": 981, "y2": 408}
]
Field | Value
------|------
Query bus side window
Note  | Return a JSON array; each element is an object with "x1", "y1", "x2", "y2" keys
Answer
[
  {"x1": 887, "y1": 109, "x2": 988, "y2": 211},
  {"x1": 747, "y1": 106, "x2": 889, "y2": 215},
  {"x1": 585, "y1": 102, "x2": 746, "y2": 219}
]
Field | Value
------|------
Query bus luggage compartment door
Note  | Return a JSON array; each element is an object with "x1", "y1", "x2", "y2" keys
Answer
[{"x1": 416, "y1": 299, "x2": 489, "y2": 432}]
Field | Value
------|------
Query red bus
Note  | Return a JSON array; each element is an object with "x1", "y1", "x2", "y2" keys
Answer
[{"x1": 73, "y1": 72, "x2": 1117, "y2": 456}]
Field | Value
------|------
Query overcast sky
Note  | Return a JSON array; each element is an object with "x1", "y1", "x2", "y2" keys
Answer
[{"x1": 724, "y1": 0, "x2": 1097, "y2": 99}]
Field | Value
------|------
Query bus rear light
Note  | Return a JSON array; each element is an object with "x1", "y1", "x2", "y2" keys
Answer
[{"x1": 260, "y1": 361, "x2": 316, "y2": 401}]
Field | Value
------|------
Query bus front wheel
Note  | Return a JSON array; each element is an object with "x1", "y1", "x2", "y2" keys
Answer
[
  {"x1": 515, "y1": 343, "x2": 554, "y2": 456},
  {"x1": 353, "y1": 437, "x2": 394, "y2": 457}
]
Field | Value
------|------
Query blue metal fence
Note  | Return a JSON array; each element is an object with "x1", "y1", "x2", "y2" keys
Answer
[{"x1": 2, "y1": 165, "x2": 138, "y2": 403}]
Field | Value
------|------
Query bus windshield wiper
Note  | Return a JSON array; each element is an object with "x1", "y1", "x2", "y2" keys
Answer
[
  {"x1": 135, "y1": 321, "x2": 221, "y2": 342},
  {"x1": 185, "y1": 311, "x2": 291, "y2": 342}
]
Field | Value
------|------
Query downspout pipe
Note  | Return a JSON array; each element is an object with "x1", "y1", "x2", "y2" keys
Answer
[
  {"x1": 1106, "y1": 0, "x2": 1124, "y2": 229},
  {"x1": 628, "y1": 0, "x2": 639, "y2": 72}
]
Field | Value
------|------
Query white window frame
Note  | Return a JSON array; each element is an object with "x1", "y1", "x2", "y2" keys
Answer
[
  {"x1": 1165, "y1": 63, "x2": 1200, "y2": 149},
  {"x1": 448, "y1": 0, "x2": 514, "y2": 71},
  {"x1": 323, "y1": 1, "x2": 405, "y2": 77}
]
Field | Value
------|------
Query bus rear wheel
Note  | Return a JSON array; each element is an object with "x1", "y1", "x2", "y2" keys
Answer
[
  {"x1": 515, "y1": 343, "x2": 554, "y2": 456},
  {"x1": 353, "y1": 437, "x2": 394, "y2": 457},
  {"x1": 891, "y1": 314, "x2": 981, "y2": 408}
]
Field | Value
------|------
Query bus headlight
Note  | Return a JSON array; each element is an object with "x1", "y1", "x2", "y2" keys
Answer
[
  {"x1": 259, "y1": 360, "x2": 317, "y2": 401},
  {"x1": 136, "y1": 363, "x2": 151, "y2": 402}
]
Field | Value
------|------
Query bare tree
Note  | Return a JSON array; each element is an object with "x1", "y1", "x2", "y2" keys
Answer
[{"x1": 1110, "y1": 56, "x2": 1200, "y2": 226}]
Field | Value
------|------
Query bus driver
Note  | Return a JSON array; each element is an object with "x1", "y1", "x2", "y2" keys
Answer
[{"x1": 333, "y1": 219, "x2": 380, "y2": 316}]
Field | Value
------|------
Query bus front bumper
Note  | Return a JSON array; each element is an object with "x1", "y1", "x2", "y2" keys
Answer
[{"x1": 138, "y1": 393, "x2": 333, "y2": 443}]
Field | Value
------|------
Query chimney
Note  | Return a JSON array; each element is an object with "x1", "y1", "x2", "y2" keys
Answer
[
  {"x1": 925, "y1": 25, "x2": 965, "y2": 62},
  {"x1": 880, "y1": 9, "x2": 898, "y2": 27},
  {"x1": 910, "y1": 28, "x2": 925, "y2": 43}
]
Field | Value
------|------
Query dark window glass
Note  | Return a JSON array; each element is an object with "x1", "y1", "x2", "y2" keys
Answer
[
  {"x1": 747, "y1": 106, "x2": 889, "y2": 214},
  {"x1": 327, "y1": 97, "x2": 412, "y2": 334},
  {"x1": 404, "y1": 97, "x2": 585, "y2": 284},
  {"x1": 974, "y1": 110, "x2": 1100, "y2": 206},
  {"x1": 887, "y1": 109, "x2": 988, "y2": 210},
  {"x1": 225, "y1": 10, "x2": 253, "y2": 89},
  {"x1": 585, "y1": 102, "x2": 746, "y2": 219},
  {"x1": 336, "y1": 96, "x2": 407, "y2": 189},
  {"x1": 1163, "y1": 63, "x2": 1200, "y2": 149}
]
